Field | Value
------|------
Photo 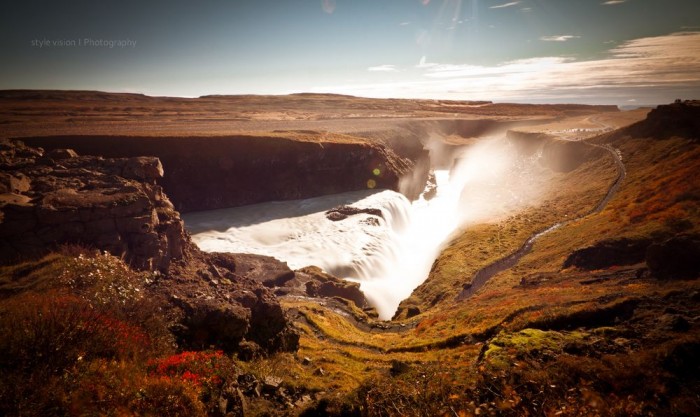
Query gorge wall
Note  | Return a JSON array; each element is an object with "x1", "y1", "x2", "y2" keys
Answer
[
  {"x1": 506, "y1": 129, "x2": 607, "y2": 172},
  {"x1": 22, "y1": 134, "x2": 414, "y2": 213}
]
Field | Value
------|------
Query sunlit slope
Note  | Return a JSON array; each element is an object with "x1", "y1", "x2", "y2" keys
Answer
[{"x1": 281, "y1": 106, "x2": 699, "y2": 415}]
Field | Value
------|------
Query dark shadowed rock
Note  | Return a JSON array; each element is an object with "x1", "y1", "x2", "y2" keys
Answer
[
  {"x1": 325, "y1": 205, "x2": 384, "y2": 222},
  {"x1": 165, "y1": 252, "x2": 301, "y2": 355},
  {"x1": 389, "y1": 360, "x2": 411, "y2": 377},
  {"x1": 663, "y1": 341, "x2": 700, "y2": 377},
  {"x1": 623, "y1": 100, "x2": 700, "y2": 140},
  {"x1": 563, "y1": 238, "x2": 652, "y2": 270},
  {"x1": 405, "y1": 306, "x2": 421, "y2": 318},
  {"x1": 174, "y1": 297, "x2": 251, "y2": 352},
  {"x1": 646, "y1": 234, "x2": 700, "y2": 280},
  {"x1": 220, "y1": 252, "x2": 296, "y2": 288},
  {"x1": 23, "y1": 134, "x2": 413, "y2": 213}
]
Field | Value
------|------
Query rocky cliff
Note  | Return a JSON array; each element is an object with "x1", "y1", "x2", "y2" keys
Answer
[
  {"x1": 0, "y1": 139, "x2": 298, "y2": 355},
  {"x1": 621, "y1": 100, "x2": 700, "y2": 140},
  {"x1": 22, "y1": 133, "x2": 414, "y2": 212},
  {"x1": 0, "y1": 140, "x2": 184, "y2": 270}
]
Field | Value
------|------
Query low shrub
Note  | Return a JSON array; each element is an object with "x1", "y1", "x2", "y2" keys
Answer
[{"x1": 0, "y1": 290, "x2": 150, "y2": 374}]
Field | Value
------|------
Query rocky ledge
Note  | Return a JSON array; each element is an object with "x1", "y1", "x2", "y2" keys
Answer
[
  {"x1": 0, "y1": 139, "x2": 299, "y2": 355},
  {"x1": 0, "y1": 139, "x2": 182, "y2": 270}
]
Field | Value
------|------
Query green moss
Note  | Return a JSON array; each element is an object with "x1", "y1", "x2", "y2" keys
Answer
[{"x1": 484, "y1": 328, "x2": 588, "y2": 370}]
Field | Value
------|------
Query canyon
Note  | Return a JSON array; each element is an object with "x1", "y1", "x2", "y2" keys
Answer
[{"x1": 1, "y1": 92, "x2": 698, "y2": 416}]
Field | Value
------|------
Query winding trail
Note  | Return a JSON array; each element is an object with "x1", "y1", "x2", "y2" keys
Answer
[{"x1": 456, "y1": 134, "x2": 626, "y2": 301}]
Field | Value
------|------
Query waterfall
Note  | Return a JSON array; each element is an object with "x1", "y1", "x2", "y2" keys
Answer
[
  {"x1": 183, "y1": 170, "x2": 460, "y2": 320},
  {"x1": 184, "y1": 136, "x2": 543, "y2": 320}
]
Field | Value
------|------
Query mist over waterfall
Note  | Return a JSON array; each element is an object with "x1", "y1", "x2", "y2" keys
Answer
[{"x1": 184, "y1": 135, "x2": 543, "y2": 320}]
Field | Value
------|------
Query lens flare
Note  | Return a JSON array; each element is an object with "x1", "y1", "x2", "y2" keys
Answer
[
  {"x1": 367, "y1": 179, "x2": 377, "y2": 189},
  {"x1": 322, "y1": 0, "x2": 336, "y2": 14}
]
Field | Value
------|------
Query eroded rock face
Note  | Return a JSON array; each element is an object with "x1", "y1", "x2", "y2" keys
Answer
[
  {"x1": 22, "y1": 135, "x2": 415, "y2": 212},
  {"x1": 0, "y1": 139, "x2": 185, "y2": 271},
  {"x1": 211, "y1": 253, "x2": 372, "y2": 311},
  {"x1": 0, "y1": 139, "x2": 300, "y2": 356},
  {"x1": 166, "y1": 252, "x2": 300, "y2": 355}
]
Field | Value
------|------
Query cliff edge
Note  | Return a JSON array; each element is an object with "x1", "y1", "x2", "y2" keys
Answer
[{"x1": 0, "y1": 139, "x2": 298, "y2": 355}]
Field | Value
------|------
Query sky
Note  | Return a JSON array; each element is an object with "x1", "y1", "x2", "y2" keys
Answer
[{"x1": 1, "y1": 0, "x2": 699, "y2": 104}]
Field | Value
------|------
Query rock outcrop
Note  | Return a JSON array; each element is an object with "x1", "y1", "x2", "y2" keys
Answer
[
  {"x1": 22, "y1": 134, "x2": 414, "y2": 212},
  {"x1": 622, "y1": 100, "x2": 700, "y2": 140},
  {"x1": 563, "y1": 237, "x2": 652, "y2": 270},
  {"x1": 325, "y1": 205, "x2": 384, "y2": 221},
  {"x1": 0, "y1": 139, "x2": 299, "y2": 355},
  {"x1": 165, "y1": 252, "x2": 300, "y2": 355},
  {"x1": 218, "y1": 254, "x2": 372, "y2": 311},
  {"x1": 0, "y1": 139, "x2": 185, "y2": 271},
  {"x1": 563, "y1": 234, "x2": 700, "y2": 281}
]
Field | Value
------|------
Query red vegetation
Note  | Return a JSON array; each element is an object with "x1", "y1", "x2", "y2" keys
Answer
[{"x1": 148, "y1": 351, "x2": 228, "y2": 388}]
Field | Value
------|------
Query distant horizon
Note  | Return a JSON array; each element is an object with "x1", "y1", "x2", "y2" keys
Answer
[
  {"x1": 0, "y1": 87, "x2": 673, "y2": 109},
  {"x1": 3, "y1": 1, "x2": 699, "y2": 106}
]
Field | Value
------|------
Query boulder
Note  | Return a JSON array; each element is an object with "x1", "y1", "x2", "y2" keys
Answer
[
  {"x1": 174, "y1": 298, "x2": 251, "y2": 352},
  {"x1": 123, "y1": 156, "x2": 164, "y2": 181},
  {"x1": 297, "y1": 266, "x2": 369, "y2": 309},
  {"x1": 220, "y1": 253, "x2": 296, "y2": 288}
]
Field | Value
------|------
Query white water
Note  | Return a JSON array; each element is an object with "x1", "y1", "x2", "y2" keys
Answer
[{"x1": 184, "y1": 136, "x2": 543, "y2": 320}]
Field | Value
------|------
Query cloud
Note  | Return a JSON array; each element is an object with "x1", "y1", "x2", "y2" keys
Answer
[
  {"x1": 416, "y1": 56, "x2": 441, "y2": 69},
  {"x1": 368, "y1": 65, "x2": 399, "y2": 72},
  {"x1": 602, "y1": 0, "x2": 627, "y2": 5},
  {"x1": 312, "y1": 32, "x2": 700, "y2": 103},
  {"x1": 399, "y1": 21, "x2": 411, "y2": 26},
  {"x1": 490, "y1": 1, "x2": 520, "y2": 9},
  {"x1": 540, "y1": 35, "x2": 581, "y2": 42}
]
